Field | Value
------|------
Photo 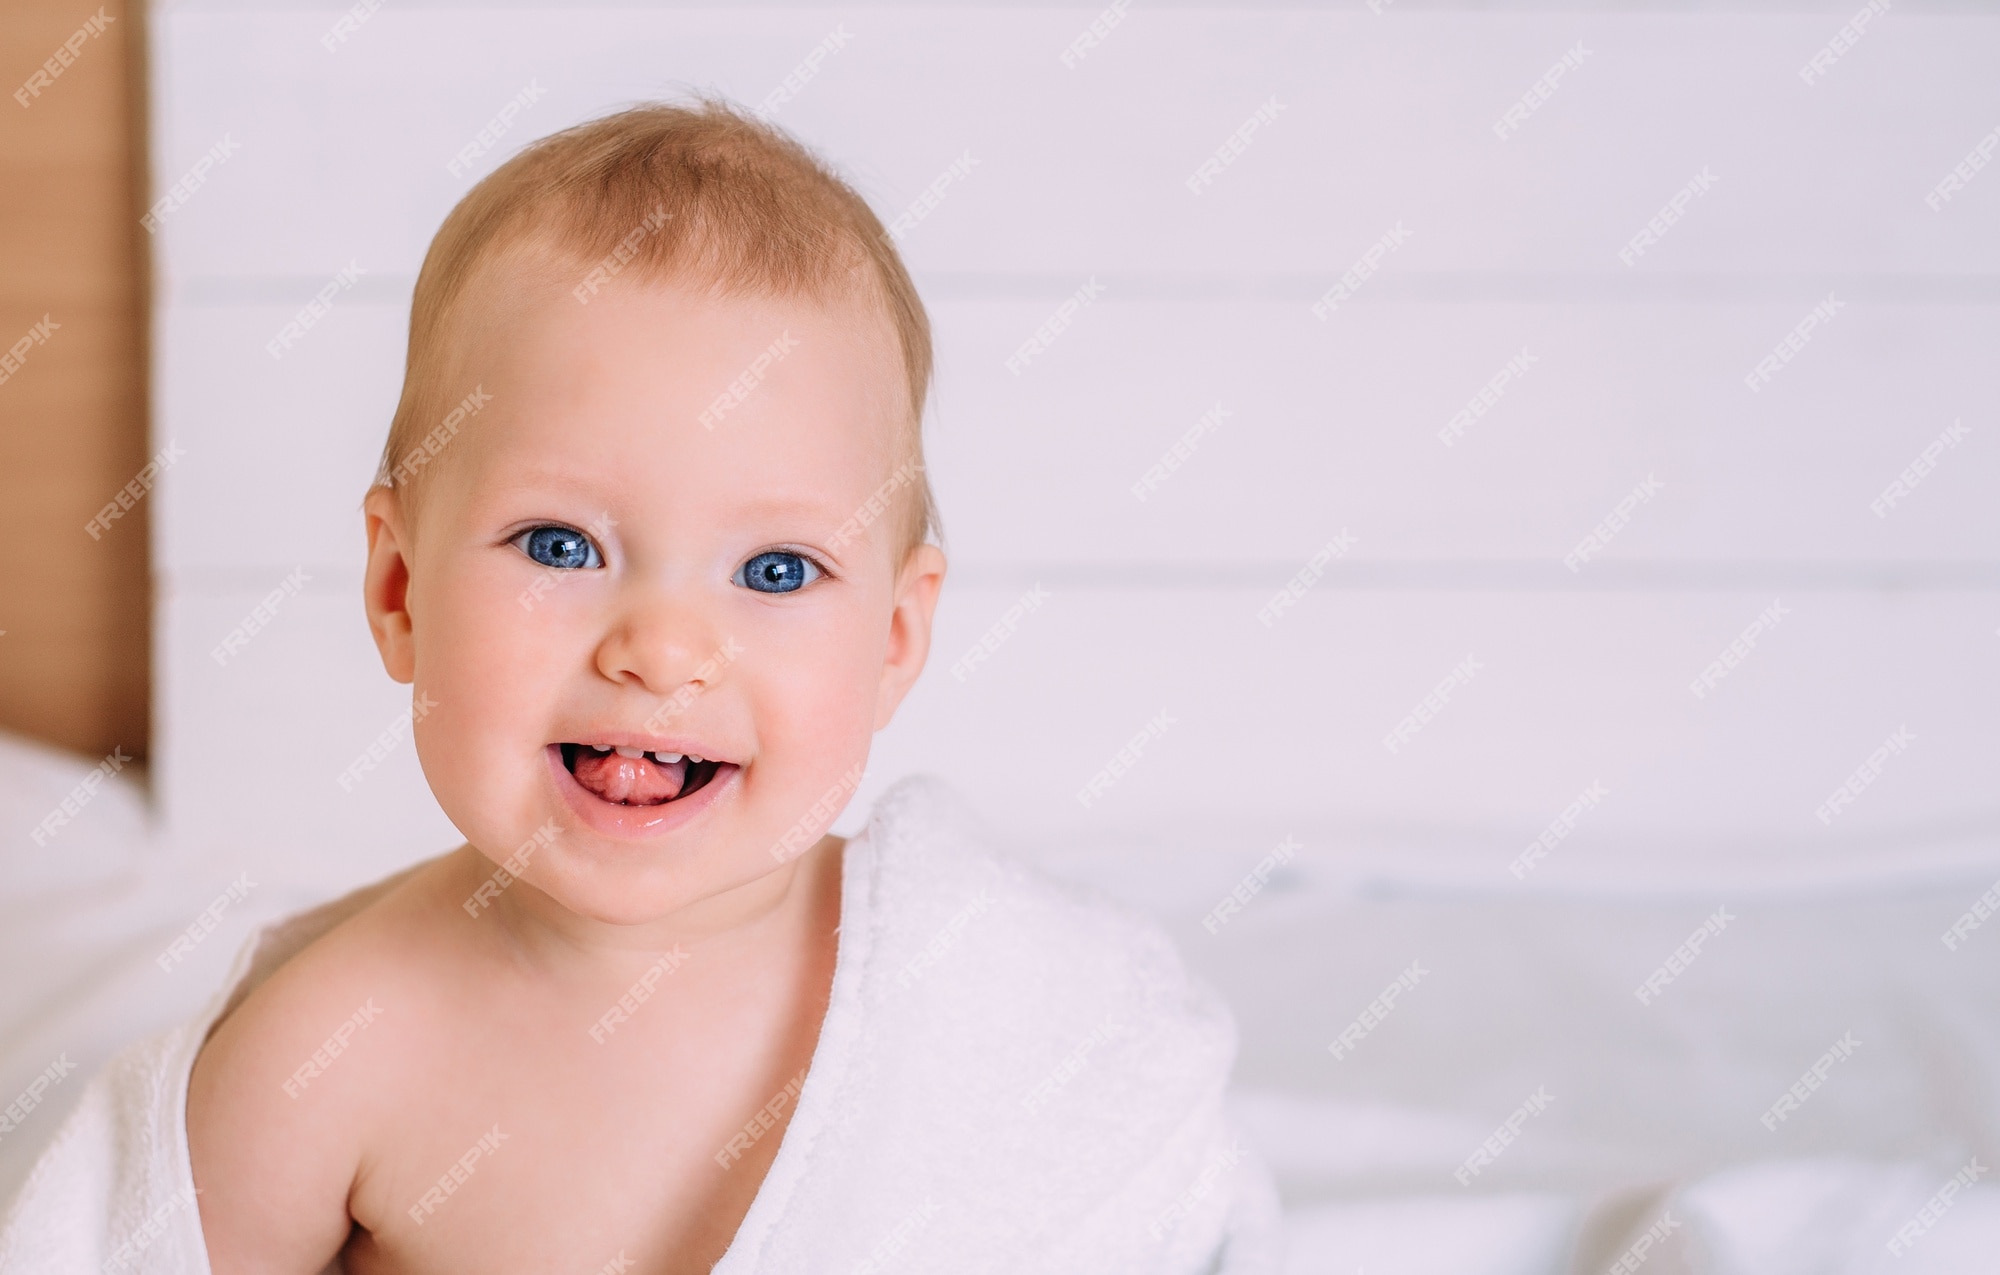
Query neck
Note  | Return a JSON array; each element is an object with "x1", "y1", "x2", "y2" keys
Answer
[{"x1": 460, "y1": 833, "x2": 845, "y2": 979}]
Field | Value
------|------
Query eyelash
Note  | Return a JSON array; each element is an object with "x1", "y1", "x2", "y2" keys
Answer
[
  {"x1": 510, "y1": 524, "x2": 603, "y2": 570},
  {"x1": 760, "y1": 546, "x2": 835, "y2": 579}
]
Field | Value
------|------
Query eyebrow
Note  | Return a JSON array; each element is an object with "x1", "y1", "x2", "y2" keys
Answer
[
  {"x1": 475, "y1": 467, "x2": 609, "y2": 501},
  {"x1": 731, "y1": 493, "x2": 850, "y2": 521},
  {"x1": 479, "y1": 470, "x2": 851, "y2": 528}
]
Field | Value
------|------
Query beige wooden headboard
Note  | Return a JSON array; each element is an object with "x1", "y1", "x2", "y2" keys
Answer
[{"x1": 0, "y1": 0, "x2": 149, "y2": 764}]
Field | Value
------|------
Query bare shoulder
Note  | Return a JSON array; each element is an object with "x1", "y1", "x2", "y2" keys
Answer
[
  {"x1": 187, "y1": 851, "x2": 470, "y2": 1273},
  {"x1": 196, "y1": 850, "x2": 469, "y2": 1097}
]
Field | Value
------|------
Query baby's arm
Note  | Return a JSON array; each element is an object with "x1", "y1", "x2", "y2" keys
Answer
[{"x1": 185, "y1": 949, "x2": 373, "y2": 1273}]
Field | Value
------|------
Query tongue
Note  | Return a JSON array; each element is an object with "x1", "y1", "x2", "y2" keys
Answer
[{"x1": 571, "y1": 751, "x2": 687, "y2": 805}]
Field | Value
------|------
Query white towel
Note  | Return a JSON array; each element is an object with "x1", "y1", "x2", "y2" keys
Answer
[{"x1": 0, "y1": 774, "x2": 1281, "y2": 1273}]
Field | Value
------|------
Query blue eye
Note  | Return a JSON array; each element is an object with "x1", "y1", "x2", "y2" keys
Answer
[
  {"x1": 514, "y1": 525, "x2": 602, "y2": 570},
  {"x1": 738, "y1": 551, "x2": 820, "y2": 594}
]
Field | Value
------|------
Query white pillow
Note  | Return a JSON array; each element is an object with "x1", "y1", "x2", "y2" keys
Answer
[{"x1": 0, "y1": 728, "x2": 152, "y2": 904}]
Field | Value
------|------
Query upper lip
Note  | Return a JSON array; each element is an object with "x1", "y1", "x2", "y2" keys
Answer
[{"x1": 556, "y1": 736, "x2": 736, "y2": 763}]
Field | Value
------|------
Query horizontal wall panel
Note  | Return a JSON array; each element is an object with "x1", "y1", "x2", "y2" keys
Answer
[
  {"x1": 929, "y1": 297, "x2": 2000, "y2": 569},
  {"x1": 152, "y1": 10, "x2": 2000, "y2": 281},
  {"x1": 870, "y1": 584, "x2": 2000, "y2": 857},
  {"x1": 153, "y1": 298, "x2": 404, "y2": 576}
]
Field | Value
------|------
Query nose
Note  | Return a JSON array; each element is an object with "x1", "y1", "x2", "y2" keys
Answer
[{"x1": 593, "y1": 578, "x2": 729, "y2": 705}]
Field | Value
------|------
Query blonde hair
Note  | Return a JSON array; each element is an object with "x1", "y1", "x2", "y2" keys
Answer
[{"x1": 372, "y1": 93, "x2": 940, "y2": 558}]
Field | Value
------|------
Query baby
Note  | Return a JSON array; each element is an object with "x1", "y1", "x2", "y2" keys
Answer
[{"x1": 0, "y1": 99, "x2": 1275, "y2": 1274}]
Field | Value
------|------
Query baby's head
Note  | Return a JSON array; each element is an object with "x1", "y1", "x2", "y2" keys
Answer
[{"x1": 360, "y1": 98, "x2": 946, "y2": 927}]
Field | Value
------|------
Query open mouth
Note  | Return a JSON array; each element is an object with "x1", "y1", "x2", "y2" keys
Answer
[{"x1": 558, "y1": 743, "x2": 728, "y2": 807}]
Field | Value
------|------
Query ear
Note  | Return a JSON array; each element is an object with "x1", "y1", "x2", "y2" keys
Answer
[
  {"x1": 362, "y1": 485, "x2": 417, "y2": 684},
  {"x1": 874, "y1": 542, "x2": 947, "y2": 730}
]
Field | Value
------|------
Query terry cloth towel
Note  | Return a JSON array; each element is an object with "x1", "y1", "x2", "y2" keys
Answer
[{"x1": 0, "y1": 773, "x2": 1282, "y2": 1274}]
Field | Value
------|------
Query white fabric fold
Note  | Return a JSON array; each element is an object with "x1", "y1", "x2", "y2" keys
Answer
[{"x1": 0, "y1": 774, "x2": 1280, "y2": 1273}]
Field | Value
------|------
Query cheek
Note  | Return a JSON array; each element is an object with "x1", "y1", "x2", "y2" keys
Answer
[
  {"x1": 407, "y1": 557, "x2": 571, "y2": 822},
  {"x1": 744, "y1": 595, "x2": 888, "y2": 755}
]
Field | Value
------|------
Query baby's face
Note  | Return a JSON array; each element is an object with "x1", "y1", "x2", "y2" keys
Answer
[{"x1": 363, "y1": 257, "x2": 943, "y2": 927}]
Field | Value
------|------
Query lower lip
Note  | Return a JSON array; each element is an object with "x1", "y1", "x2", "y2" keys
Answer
[{"x1": 545, "y1": 745, "x2": 740, "y2": 840}]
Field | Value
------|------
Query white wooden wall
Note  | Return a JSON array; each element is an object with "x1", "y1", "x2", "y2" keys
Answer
[{"x1": 148, "y1": 2, "x2": 2000, "y2": 895}]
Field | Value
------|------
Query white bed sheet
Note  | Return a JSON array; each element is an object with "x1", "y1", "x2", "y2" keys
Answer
[{"x1": 1016, "y1": 825, "x2": 2000, "y2": 1273}]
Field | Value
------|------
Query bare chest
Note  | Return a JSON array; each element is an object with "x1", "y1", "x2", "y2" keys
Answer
[{"x1": 340, "y1": 965, "x2": 826, "y2": 1274}]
